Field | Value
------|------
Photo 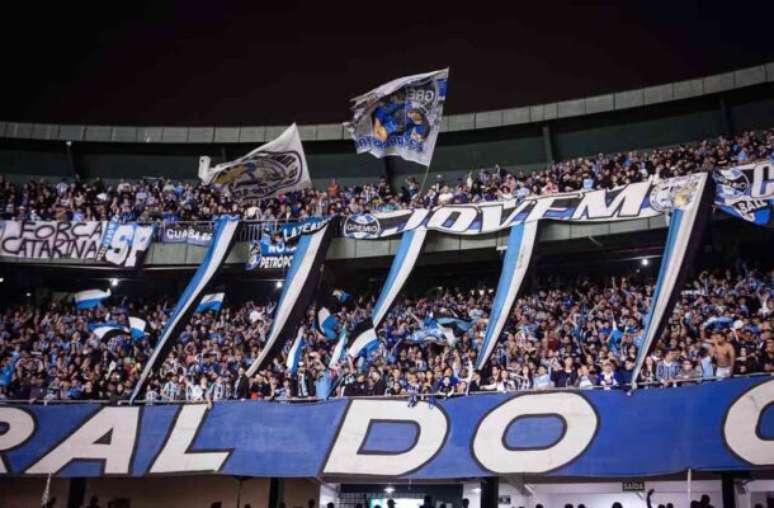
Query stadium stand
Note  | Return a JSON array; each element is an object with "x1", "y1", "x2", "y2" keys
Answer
[
  {"x1": 2, "y1": 61, "x2": 774, "y2": 508},
  {"x1": 1, "y1": 257, "x2": 771, "y2": 403},
  {"x1": 0, "y1": 128, "x2": 771, "y2": 223}
]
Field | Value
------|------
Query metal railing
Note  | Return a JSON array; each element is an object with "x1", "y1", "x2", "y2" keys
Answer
[
  {"x1": 1, "y1": 372, "x2": 770, "y2": 406},
  {"x1": 152, "y1": 218, "x2": 308, "y2": 243}
]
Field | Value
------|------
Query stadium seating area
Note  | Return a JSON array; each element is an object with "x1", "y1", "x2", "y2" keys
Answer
[
  {"x1": 1, "y1": 126, "x2": 773, "y2": 404},
  {"x1": 1, "y1": 128, "x2": 772, "y2": 224},
  {"x1": 1, "y1": 259, "x2": 771, "y2": 402}
]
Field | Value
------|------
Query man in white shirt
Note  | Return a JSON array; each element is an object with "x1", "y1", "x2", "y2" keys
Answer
[
  {"x1": 186, "y1": 376, "x2": 207, "y2": 402},
  {"x1": 161, "y1": 374, "x2": 181, "y2": 401}
]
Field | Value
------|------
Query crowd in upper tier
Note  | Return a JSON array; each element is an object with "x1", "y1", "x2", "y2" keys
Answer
[
  {"x1": 0, "y1": 258, "x2": 771, "y2": 403},
  {"x1": 0, "y1": 128, "x2": 772, "y2": 224}
]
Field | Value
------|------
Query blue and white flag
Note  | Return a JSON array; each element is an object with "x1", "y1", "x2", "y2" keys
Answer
[
  {"x1": 713, "y1": 162, "x2": 774, "y2": 227},
  {"x1": 476, "y1": 220, "x2": 539, "y2": 370},
  {"x1": 129, "y1": 317, "x2": 147, "y2": 339},
  {"x1": 89, "y1": 322, "x2": 129, "y2": 341},
  {"x1": 316, "y1": 287, "x2": 351, "y2": 340},
  {"x1": 74, "y1": 289, "x2": 111, "y2": 310},
  {"x1": 317, "y1": 307, "x2": 340, "y2": 340},
  {"x1": 197, "y1": 293, "x2": 224, "y2": 313},
  {"x1": 286, "y1": 327, "x2": 306, "y2": 374},
  {"x1": 703, "y1": 316, "x2": 735, "y2": 330},
  {"x1": 437, "y1": 316, "x2": 477, "y2": 334},
  {"x1": 199, "y1": 124, "x2": 311, "y2": 201},
  {"x1": 410, "y1": 324, "x2": 457, "y2": 346},
  {"x1": 329, "y1": 329, "x2": 348, "y2": 369},
  {"x1": 333, "y1": 289, "x2": 351, "y2": 304},
  {"x1": 345, "y1": 69, "x2": 448, "y2": 167},
  {"x1": 347, "y1": 318, "x2": 379, "y2": 360}
]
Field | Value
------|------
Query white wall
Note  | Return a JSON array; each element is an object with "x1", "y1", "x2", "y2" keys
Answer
[
  {"x1": 4, "y1": 476, "x2": 772, "y2": 508},
  {"x1": 463, "y1": 480, "x2": 482, "y2": 508},
  {"x1": 494, "y1": 479, "x2": 722, "y2": 508},
  {"x1": 741, "y1": 479, "x2": 774, "y2": 508},
  {"x1": 319, "y1": 482, "x2": 340, "y2": 507}
]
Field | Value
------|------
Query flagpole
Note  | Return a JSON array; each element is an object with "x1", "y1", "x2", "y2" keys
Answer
[{"x1": 418, "y1": 163, "x2": 432, "y2": 195}]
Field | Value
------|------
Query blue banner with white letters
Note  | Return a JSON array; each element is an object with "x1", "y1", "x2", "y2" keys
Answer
[
  {"x1": 2, "y1": 377, "x2": 773, "y2": 479},
  {"x1": 246, "y1": 218, "x2": 326, "y2": 271}
]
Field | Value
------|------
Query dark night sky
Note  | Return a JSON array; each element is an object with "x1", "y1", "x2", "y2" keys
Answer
[{"x1": 3, "y1": 1, "x2": 773, "y2": 126}]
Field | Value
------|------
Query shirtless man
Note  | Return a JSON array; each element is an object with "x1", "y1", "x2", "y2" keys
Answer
[{"x1": 712, "y1": 331, "x2": 736, "y2": 378}]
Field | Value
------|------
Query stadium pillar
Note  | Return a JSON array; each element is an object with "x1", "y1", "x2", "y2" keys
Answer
[
  {"x1": 541, "y1": 124, "x2": 554, "y2": 164},
  {"x1": 67, "y1": 478, "x2": 86, "y2": 508},
  {"x1": 480, "y1": 477, "x2": 499, "y2": 508},
  {"x1": 719, "y1": 96, "x2": 732, "y2": 136},
  {"x1": 721, "y1": 473, "x2": 736, "y2": 508},
  {"x1": 65, "y1": 141, "x2": 78, "y2": 178},
  {"x1": 268, "y1": 478, "x2": 283, "y2": 508},
  {"x1": 384, "y1": 156, "x2": 397, "y2": 191}
]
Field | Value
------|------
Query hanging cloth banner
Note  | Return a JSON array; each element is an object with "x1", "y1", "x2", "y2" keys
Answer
[
  {"x1": 342, "y1": 228, "x2": 427, "y2": 361},
  {"x1": 475, "y1": 221, "x2": 539, "y2": 370},
  {"x1": 341, "y1": 178, "x2": 693, "y2": 239},
  {"x1": 130, "y1": 217, "x2": 240, "y2": 402},
  {"x1": 371, "y1": 228, "x2": 427, "y2": 328},
  {"x1": 713, "y1": 161, "x2": 774, "y2": 227},
  {"x1": 632, "y1": 173, "x2": 713, "y2": 384},
  {"x1": 246, "y1": 218, "x2": 338, "y2": 376}
]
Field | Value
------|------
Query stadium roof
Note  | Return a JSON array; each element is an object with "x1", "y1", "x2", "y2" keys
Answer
[
  {"x1": 2, "y1": 2, "x2": 774, "y2": 126},
  {"x1": 1, "y1": 61, "x2": 772, "y2": 144}
]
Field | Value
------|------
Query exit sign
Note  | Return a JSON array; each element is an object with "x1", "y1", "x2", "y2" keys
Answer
[{"x1": 622, "y1": 481, "x2": 645, "y2": 492}]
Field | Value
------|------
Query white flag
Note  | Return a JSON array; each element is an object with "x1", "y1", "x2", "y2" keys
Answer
[
  {"x1": 199, "y1": 124, "x2": 311, "y2": 200},
  {"x1": 345, "y1": 68, "x2": 448, "y2": 167}
]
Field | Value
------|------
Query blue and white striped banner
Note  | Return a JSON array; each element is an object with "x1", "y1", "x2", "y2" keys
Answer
[
  {"x1": 371, "y1": 228, "x2": 427, "y2": 327},
  {"x1": 632, "y1": 173, "x2": 712, "y2": 383},
  {"x1": 247, "y1": 218, "x2": 338, "y2": 376},
  {"x1": 476, "y1": 221, "x2": 538, "y2": 370},
  {"x1": 130, "y1": 217, "x2": 240, "y2": 402},
  {"x1": 73, "y1": 289, "x2": 111, "y2": 310}
]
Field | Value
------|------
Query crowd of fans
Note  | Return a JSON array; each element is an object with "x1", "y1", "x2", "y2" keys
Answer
[
  {"x1": 1, "y1": 258, "x2": 771, "y2": 403},
  {"x1": 0, "y1": 128, "x2": 772, "y2": 224},
  {"x1": 1, "y1": 127, "x2": 772, "y2": 402}
]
